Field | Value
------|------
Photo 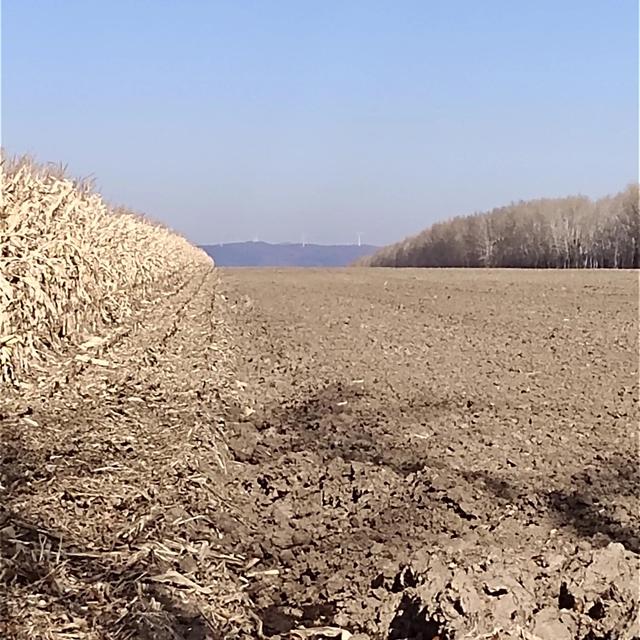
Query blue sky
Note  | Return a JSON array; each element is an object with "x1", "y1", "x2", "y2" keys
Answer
[{"x1": 2, "y1": 1, "x2": 638, "y2": 245}]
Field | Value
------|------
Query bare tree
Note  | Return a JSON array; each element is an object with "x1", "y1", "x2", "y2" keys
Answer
[{"x1": 359, "y1": 186, "x2": 640, "y2": 269}]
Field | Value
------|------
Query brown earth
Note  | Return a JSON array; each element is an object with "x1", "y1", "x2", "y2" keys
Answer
[
  {"x1": 217, "y1": 268, "x2": 639, "y2": 640},
  {"x1": 1, "y1": 267, "x2": 639, "y2": 639}
]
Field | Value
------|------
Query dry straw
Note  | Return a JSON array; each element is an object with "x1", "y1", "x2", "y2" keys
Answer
[
  {"x1": 0, "y1": 156, "x2": 254, "y2": 637},
  {"x1": 0, "y1": 154, "x2": 213, "y2": 385}
]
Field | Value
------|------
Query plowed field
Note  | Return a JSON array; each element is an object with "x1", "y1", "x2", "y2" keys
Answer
[
  {"x1": 219, "y1": 268, "x2": 639, "y2": 639},
  {"x1": 2, "y1": 268, "x2": 638, "y2": 639}
]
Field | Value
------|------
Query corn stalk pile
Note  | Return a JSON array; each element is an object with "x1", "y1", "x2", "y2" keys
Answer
[{"x1": 0, "y1": 156, "x2": 212, "y2": 384}]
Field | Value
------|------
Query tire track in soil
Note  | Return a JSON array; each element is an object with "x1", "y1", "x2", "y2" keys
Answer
[{"x1": 217, "y1": 268, "x2": 639, "y2": 640}]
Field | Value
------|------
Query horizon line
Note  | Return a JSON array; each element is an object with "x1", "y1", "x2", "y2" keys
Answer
[{"x1": 200, "y1": 240, "x2": 381, "y2": 247}]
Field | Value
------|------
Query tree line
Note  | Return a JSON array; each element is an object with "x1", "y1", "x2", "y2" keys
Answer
[{"x1": 359, "y1": 184, "x2": 639, "y2": 268}]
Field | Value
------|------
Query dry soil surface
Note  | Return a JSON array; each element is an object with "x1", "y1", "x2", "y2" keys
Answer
[
  {"x1": 1, "y1": 268, "x2": 638, "y2": 640},
  {"x1": 217, "y1": 268, "x2": 639, "y2": 640}
]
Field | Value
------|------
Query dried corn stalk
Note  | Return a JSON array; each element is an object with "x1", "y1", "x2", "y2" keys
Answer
[{"x1": 0, "y1": 154, "x2": 213, "y2": 384}]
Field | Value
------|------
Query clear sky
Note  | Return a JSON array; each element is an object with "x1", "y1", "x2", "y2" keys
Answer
[{"x1": 2, "y1": 1, "x2": 638, "y2": 246}]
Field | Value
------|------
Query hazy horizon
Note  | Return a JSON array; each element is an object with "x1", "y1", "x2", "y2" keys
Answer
[
  {"x1": 202, "y1": 239, "x2": 379, "y2": 247},
  {"x1": 3, "y1": 1, "x2": 638, "y2": 246}
]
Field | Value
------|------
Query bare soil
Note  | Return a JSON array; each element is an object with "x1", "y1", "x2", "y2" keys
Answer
[
  {"x1": 1, "y1": 267, "x2": 638, "y2": 639},
  {"x1": 217, "y1": 268, "x2": 639, "y2": 639}
]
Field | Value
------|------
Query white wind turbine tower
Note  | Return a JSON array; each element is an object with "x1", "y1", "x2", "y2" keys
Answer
[{"x1": 356, "y1": 232, "x2": 364, "y2": 247}]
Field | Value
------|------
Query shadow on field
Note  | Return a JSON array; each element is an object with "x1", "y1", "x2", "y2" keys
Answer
[
  {"x1": 545, "y1": 454, "x2": 640, "y2": 553},
  {"x1": 473, "y1": 453, "x2": 640, "y2": 553},
  {"x1": 0, "y1": 417, "x2": 220, "y2": 640},
  {"x1": 256, "y1": 380, "x2": 455, "y2": 476},
  {"x1": 229, "y1": 381, "x2": 467, "y2": 638},
  {"x1": 0, "y1": 418, "x2": 29, "y2": 635}
]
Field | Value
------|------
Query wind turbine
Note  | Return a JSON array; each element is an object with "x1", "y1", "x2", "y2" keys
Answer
[{"x1": 356, "y1": 232, "x2": 364, "y2": 247}]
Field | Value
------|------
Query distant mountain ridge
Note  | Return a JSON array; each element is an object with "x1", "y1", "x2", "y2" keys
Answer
[{"x1": 201, "y1": 241, "x2": 378, "y2": 267}]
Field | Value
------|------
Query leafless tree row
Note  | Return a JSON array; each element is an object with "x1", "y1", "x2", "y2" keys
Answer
[{"x1": 361, "y1": 184, "x2": 639, "y2": 268}]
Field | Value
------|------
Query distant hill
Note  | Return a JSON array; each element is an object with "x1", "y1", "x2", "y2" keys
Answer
[{"x1": 201, "y1": 241, "x2": 378, "y2": 267}]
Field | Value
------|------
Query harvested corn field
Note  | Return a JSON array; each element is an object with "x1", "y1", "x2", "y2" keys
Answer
[{"x1": 1, "y1": 181, "x2": 639, "y2": 640}]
